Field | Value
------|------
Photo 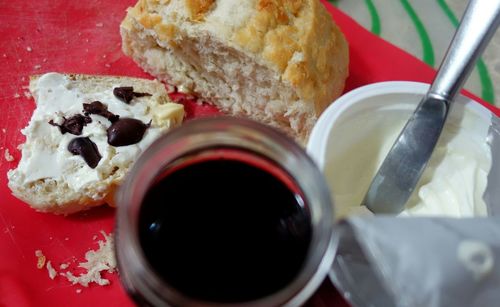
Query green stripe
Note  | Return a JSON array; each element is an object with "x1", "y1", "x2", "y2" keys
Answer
[
  {"x1": 476, "y1": 60, "x2": 495, "y2": 103},
  {"x1": 329, "y1": 0, "x2": 380, "y2": 35},
  {"x1": 437, "y1": 0, "x2": 459, "y2": 26},
  {"x1": 437, "y1": 0, "x2": 494, "y2": 104},
  {"x1": 400, "y1": 0, "x2": 435, "y2": 66},
  {"x1": 364, "y1": 0, "x2": 381, "y2": 36}
]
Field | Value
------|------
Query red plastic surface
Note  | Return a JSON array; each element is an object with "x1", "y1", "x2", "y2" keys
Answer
[{"x1": 0, "y1": 1, "x2": 498, "y2": 306}]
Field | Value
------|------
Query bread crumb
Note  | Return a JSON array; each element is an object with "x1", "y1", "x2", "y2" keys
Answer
[
  {"x1": 23, "y1": 91, "x2": 32, "y2": 99},
  {"x1": 13, "y1": 93, "x2": 20, "y2": 99},
  {"x1": 61, "y1": 232, "x2": 116, "y2": 287},
  {"x1": 104, "y1": 63, "x2": 111, "y2": 68},
  {"x1": 96, "y1": 22, "x2": 103, "y2": 27},
  {"x1": 35, "y1": 250, "x2": 46, "y2": 269},
  {"x1": 60, "y1": 263, "x2": 69, "y2": 270},
  {"x1": 76, "y1": 289, "x2": 82, "y2": 294},
  {"x1": 17, "y1": 144, "x2": 23, "y2": 151},
  {"x1": 42, "y1": 58, "x2": 47, "y2": 63},
  {"x1": 102, "y1": 54, "x2": 107, "y2": 59},
  {"x1": 92, "y1": 235, "x2": 98, "y2": 240},
  {"x1": 177, "y1": 85, "x2": 192, "y2": 94},
  {"x1": 2, "y1": 128, "x2": 6, "y2": 133},
  {"x1": 34, "y1": 64, "x2": 42, "y2": 70},
  {"x1": 47, "y1": 261, "x2": 57, "y2": 279},
  {"x1": 2, "y1": 54, "x2": 6, "y2": 58},
  {"x1": 64, "y1": 237, "x2": 69, "y2": 241},
  {"x1": 165, "y1": 83, "x2": 176, "y2": 94},
  {"x1": 26, "y1": 46, "x2": 32, "y2": 52},
  {"x1": 4, "y1": 149, "x2": 14, "y2": 162}
]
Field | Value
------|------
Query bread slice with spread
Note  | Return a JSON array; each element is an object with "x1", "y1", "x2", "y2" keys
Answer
[
  {"x1": 7, "y1": 73, "x2": 184, "y2": 214},
  {"x1": 120, "y1": 0, "x2": 349, "y2": 144}
]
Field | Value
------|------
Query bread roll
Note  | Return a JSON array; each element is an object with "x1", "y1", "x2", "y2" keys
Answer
[
  {"x1": 120, "y1": 0, "x2": 349, "y2": 143},
  {"x1": 7, "y1": 73, "x2": 184, "y2": 214}
]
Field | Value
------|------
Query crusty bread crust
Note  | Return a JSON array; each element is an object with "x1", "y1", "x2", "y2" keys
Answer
[
  {"x1": 120, "y1": 0, "x2": 349, "y2": 143},
  {"x1": 7, "y1": 74, "x2": 183, "y2": 215}
]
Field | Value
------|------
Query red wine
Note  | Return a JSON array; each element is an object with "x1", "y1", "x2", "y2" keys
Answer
[{"x1": 138, "y1": 157, "x2": 312, "y2": 303}]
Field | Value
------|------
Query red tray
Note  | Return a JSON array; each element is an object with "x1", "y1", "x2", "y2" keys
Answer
[{"x1": 0, "y1": 1, "x2": 498, "y2": 306}]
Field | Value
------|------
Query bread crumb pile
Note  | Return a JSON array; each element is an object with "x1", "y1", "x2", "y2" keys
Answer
[{"x1": 35, "y1": 231, "x2": 116, "y2": 289}]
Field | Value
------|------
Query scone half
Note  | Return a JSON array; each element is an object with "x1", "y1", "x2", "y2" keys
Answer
[
  {"x1": 7, "y1": 73, "x2": 184, "y2": 215},
  {"x1": 120, "y1": 0, "x2": 349, "y2": 144}
]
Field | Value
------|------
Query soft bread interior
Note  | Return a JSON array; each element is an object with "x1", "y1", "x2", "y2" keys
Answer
[{"x1": 121, "y1": 21, "x2": 316, "y2": 144}]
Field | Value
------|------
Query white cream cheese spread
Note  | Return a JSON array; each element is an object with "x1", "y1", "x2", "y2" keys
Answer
[
  {"x1": 8, "y1": 73, "x2": 183, "y2": 197},
  {"x1": 324, "y1": 103, "x2": 491, "y2": 219}
]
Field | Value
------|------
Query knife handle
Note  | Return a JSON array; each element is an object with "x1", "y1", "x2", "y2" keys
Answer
[{"x1": 429, "y1": 0, "x2": 500, "y2": 103}]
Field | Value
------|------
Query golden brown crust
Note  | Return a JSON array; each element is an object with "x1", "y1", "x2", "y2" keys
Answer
[
  {"x1": 122, "y1": 0, "x2": 349, "y2": 115},
  {"x1": 185, "y1": 0, "x2": 215, "y2": 21},
  {"x1": 235, "y1": 0, "x2": 349, "y2": 114},
  {"x1": 257, "y1": 0, "x2": 302, "y2": 24}
]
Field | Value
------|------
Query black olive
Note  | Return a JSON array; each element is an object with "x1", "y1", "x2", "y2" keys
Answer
[
  {"x1": 113, "y1": 86, "x2": 151, "y2": 104},
  {"x1": 67, "y1": 137, "x2": 102, "y2": 168},
  {"x1": 107, "y1": 118, "x2": 150, "y2": 147},
  {"x1": 49, "y1": 114, "x2": 92, "y2": 135},
  {"x1": 83, "y1": 101, "x2": 119, "y2": 123}
]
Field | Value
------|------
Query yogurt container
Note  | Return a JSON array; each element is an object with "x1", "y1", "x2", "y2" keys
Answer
[
  {"x1": 308, "y1": 81, "x2": 498, "y2": 219},
  {"x1": 307, "y1": 81, "x2": 500, "y2": 307}
]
